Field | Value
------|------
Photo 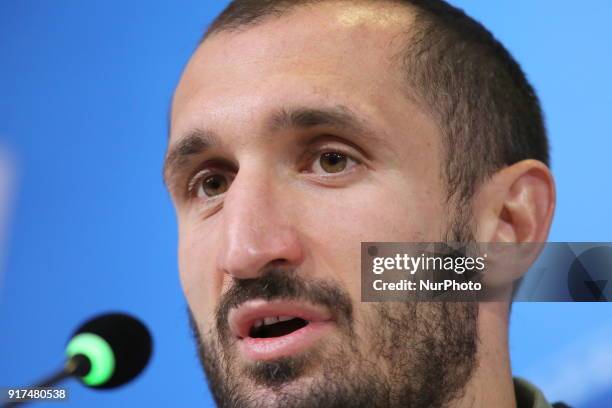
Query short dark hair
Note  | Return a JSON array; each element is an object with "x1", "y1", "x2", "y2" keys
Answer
[{"x1": 202, "y1": 0, "x2": 549, "y2": 208}]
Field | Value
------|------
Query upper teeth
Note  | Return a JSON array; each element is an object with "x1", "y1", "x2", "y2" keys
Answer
[
  {"x1": 264, "y1": 316, "x2": 278, "y2": 325},
  {"x1": 254, "y1": 316, "x2": 295, "y2": 328}
]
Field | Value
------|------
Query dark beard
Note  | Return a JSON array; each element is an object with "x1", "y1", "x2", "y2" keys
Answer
[{"x1": 188, "y1": 223, "x2": 479, "y2": 408}]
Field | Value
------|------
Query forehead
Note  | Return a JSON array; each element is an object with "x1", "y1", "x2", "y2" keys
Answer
[{"x1": 171, "y1": 2, "x2": 420, "y2": 139}]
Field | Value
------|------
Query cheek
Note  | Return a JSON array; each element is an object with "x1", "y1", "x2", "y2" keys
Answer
[
  {"x1": 297, "y1": 179, "x2": 444, "y2": 312},
  {"x1": 177, "y1": 220, "x2": 225, "y2": 327}
]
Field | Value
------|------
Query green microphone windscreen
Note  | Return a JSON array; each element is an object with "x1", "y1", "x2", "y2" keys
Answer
[{"x1": 65, "y1": 312, "x2": 152, "y2": 389}]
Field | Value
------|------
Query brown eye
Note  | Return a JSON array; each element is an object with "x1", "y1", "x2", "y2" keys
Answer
[
  {"x1": 319, "y1": 152, "x2": 347, "y2": 173},
  {"x1": 197, "y1": 174, "x2": 229, "y2": 198}
]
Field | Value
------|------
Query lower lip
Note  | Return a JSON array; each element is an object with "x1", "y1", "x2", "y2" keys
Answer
[{"x1": 238, "y1": 321, "x2": 333, "y2": 361}]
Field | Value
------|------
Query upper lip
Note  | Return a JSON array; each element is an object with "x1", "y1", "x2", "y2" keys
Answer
[{"x1": 228, "y1": 299, "x2": 333, "y2": 339}]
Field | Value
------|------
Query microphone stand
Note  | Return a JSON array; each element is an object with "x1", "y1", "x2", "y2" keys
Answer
[{"x1": 2, "y1": 354, "x2": 90, "y2": 407}]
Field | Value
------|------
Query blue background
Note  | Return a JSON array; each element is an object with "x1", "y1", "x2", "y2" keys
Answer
[{"x1": 1, "y1": 1, "x2": 611, "y2": 406}]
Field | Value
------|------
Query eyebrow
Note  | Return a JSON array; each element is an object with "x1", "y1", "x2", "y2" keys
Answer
[
  {"x1": 163, "y1": 105, "x2": 378, "y2": 189},
  {"x1": 162, "y1": 129, "x2": 218, "y2": 189},
  {"x1": 269, "y1": 105, "x2": 372, "y2": 135}
]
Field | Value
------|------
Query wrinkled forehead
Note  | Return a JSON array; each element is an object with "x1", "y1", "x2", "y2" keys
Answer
[{"x1": 170, "y1": 2, "x2": 417, "y2": 140}]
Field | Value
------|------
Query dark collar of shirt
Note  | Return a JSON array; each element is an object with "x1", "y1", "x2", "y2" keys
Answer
[{"x1": 514, "y1": 377, "x2": 556, "y2": 408}]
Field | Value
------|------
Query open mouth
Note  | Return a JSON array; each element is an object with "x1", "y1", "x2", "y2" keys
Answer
[
  {"x1": 229, "y1": 300, "x2": 334, "y2": 361},
  {"x1": 249, "y1": 316, "x2": 310, "y2": 338}
]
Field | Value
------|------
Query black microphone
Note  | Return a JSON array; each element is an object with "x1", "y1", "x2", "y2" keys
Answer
[{"x1": 2, "y1": 312, "x2": 153, "y2": 407}]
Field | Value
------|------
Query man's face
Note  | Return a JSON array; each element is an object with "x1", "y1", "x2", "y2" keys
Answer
[{"x1": 167, "y1": 3, "x2": 477, "y2": 407}]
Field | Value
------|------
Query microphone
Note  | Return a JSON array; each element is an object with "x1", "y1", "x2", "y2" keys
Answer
[{"x1": 2, "y1": 312, "x2": 153, "y2": 407}]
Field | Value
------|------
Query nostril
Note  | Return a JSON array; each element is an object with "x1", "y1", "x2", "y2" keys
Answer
[
  {"x1": 268, "y1": 258, "x2": 291, "y2": 269},
  {"x1": 216, "y1": 222, "x2": 304, "y2": 280}
]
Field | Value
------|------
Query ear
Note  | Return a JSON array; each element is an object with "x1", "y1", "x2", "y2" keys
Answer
[{"x1": 472, "y1": 160, "x2": 556, "y2": 243}]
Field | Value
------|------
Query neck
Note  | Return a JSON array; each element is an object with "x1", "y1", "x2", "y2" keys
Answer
[{"x1": 452, "y1": 301, "x2": 517, "y2": 408}]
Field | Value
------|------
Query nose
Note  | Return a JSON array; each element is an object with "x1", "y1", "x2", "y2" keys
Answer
[{"x1": 216, "y1": 169, "x2": 304, "y2": 280}]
